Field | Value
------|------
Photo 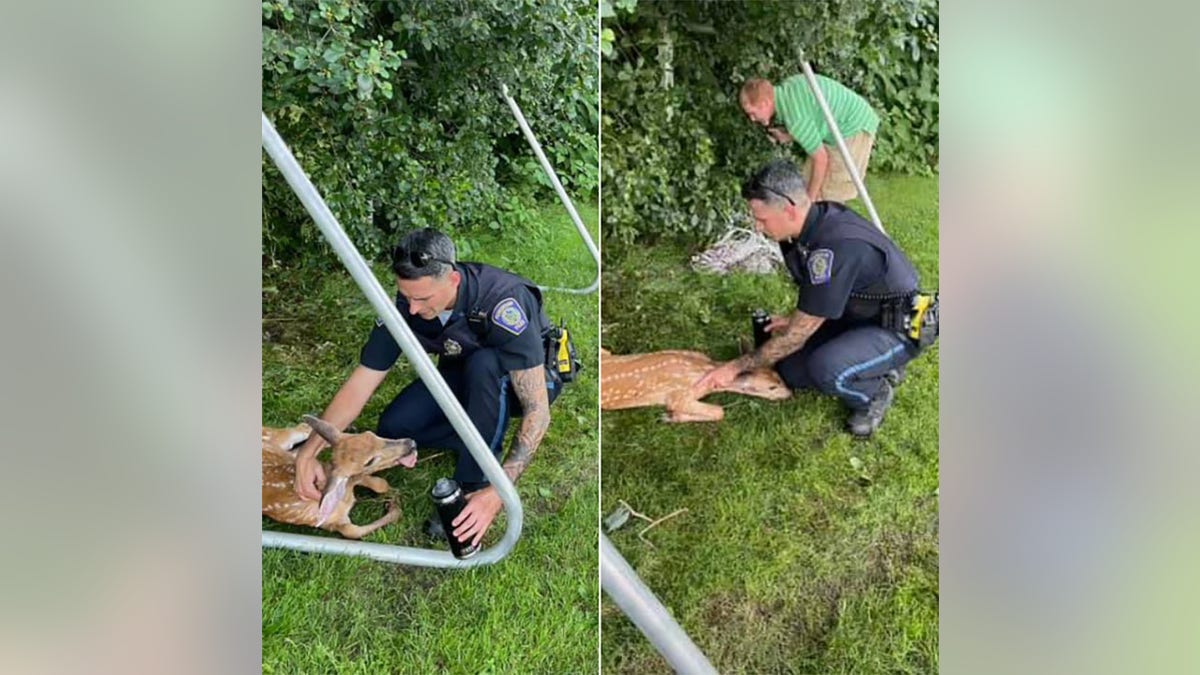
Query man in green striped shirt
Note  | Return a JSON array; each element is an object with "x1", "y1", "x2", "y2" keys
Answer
[{"x1": 740, "y1": 75, "x2": 879, "y2": 203}]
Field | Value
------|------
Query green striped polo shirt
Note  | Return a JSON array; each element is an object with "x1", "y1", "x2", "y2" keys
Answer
[{"x1": 773, "y1": 74, "x2": 879, "y2": 154}]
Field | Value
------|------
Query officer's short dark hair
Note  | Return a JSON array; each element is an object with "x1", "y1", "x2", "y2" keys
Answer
[
  {"x1": 391, "y1": 228, "x2": 456, "y2": 280},
  {"x1": 742, "y1": 159, "x2": 807, "y2": 207}
]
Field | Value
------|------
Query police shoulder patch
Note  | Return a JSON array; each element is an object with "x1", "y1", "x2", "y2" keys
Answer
[
  {"x1": 807, "y1": 248, "x2": 834, "y2": 285},
  {"x1": 491, "y1": 297, "x2": 528, "y2": 336}
]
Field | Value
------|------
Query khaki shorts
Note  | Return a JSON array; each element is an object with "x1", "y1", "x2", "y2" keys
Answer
[{"x1": 802, "y1": 132, "x2": 874, "y2": 202}]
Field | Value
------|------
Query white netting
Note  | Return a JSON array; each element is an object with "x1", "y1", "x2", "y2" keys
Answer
[{"x1": 689, "y1": 222, "x2": 782, "y2": 275}]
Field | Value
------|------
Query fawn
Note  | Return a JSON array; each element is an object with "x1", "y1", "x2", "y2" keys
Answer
[
  {"x1": 601, "y1": 348, "x2": 791, "y2": 422},
  {"x1": 261, "y1": 415, "x2": 418, "y2": 539}
]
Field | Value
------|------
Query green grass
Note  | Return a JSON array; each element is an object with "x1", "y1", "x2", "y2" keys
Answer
[
  {"x1": 600, "y1": 174, "x2": 939, "y2": 674},
  {"x1": 262, "y1": 202, "x2": 600, "y2": 674}
]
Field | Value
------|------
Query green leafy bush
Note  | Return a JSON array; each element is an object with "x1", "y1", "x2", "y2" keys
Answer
[
  {"x1": 601, "y1": 0, "x2": 938, "y2": 244},
  {"x1": 263, "y1": 0, "x2": 598, "y2": 266}
]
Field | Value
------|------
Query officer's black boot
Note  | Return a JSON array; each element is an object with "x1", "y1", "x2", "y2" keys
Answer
[
  {"x1": 424, "y1": 514, "x2": 446, "y2": 541},
  {"x1": 885, "y1": 363, "x2": 907, "y2": 387},
  {"x1": 847, "y1": 379, "x2": 895, "y2": 437}
]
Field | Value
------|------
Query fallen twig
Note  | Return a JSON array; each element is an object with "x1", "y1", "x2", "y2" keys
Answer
[
  {"x1": 638, "y1": 508, "x2": 689, "y2": 548},
  {"x1": 616, "y1": 500, "x2": 689, "y2": 548},
  {"x1": 619, "y1": 499, "x2": 652, "y2": 524}
]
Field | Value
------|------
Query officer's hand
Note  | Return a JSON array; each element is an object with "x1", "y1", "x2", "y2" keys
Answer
[
  {"x1": 452, "y1": 486, "x2": 503, "y2": 547},
  {"x1": 767, "y1": 315, "x2": 790, "y2": 334},
  {"x1": 692, "y1": 362, "x2": 740, "y2": 397},
  {"x1": 294, "y1": 454, "x2": 326, "y2": 502}
]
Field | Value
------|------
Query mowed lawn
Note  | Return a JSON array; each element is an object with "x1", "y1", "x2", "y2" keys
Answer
[
  {"x1": 262, "y1": 203, "x2": 601, "y2": 674},
  {"x1": 600, "y1": 174, "x2": 939, "y2": 674}
]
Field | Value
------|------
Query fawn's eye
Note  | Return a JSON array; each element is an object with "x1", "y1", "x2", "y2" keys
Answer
[{"x1": 364, "y1": 456, "x2": 379, "y2": 467}]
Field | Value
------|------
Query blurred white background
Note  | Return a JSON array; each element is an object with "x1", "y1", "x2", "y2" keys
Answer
[
  {"x1": 0, "y1": 1, "x2": 259, "y2": 672},
  {"x1": 942, "y1": 0, "x2": 1200, "y2": 672}
]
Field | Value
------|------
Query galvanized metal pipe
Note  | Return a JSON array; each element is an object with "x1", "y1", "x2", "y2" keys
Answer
[
  {"x1": 601, "y1": 534, "x2": 718, "y2": 674},
  {"x1": 798, "y1": 60, "x2": 886, "y2": 234},
  {"x1": 500, "y1": 83, "x2": 600, "y2": 295},
  {"x1": 261, "y1": 530, "x2": 488, "y2": 569},
  {"x1": 261, "y1": 112, "x2": 522, "y2": 567}
]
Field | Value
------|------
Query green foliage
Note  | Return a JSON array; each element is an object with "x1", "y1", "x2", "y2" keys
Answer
[
  {"x1": 601, "y1": 174, "x2": 939, "y2": 674},
  {"x1": 263, "y1": 204, "x2": 601, "y2": 672},
  {"x1": 263, "y1": 0, "x2": 598, "y2": 267},
  {"x1": 851, "y1": 1, "x2": 940, "y2": 175},
  {"x1": 602, "y1": 0, "x2": 938, "y2": 244}
]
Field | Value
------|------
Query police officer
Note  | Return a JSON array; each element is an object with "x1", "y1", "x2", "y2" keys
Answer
[
  {"x1": 694, "y1": 159, "x2": 923, "y2": 436},
  {"x1": 293, "y1": 228, "x2": 562, "y2": 546}
]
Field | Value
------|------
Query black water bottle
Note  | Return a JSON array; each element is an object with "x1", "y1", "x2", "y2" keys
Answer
[
  {"x1": 751, "y1": 309, "x2": 772, "y2": 348},
  {"x1": 431, "y1": 478, "x2": 480, "y2": 559}
]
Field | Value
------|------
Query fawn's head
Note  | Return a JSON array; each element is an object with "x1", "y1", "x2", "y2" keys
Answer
[
  {"x1": 729, "y1": 368, "x2": 792, "y2": 401},
  {"x1": 303, "y1": 415, "x2": 418, "y2": 526}
]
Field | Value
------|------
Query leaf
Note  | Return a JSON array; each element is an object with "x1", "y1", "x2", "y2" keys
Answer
[
  {"x1": 356, "y1": 74, "x2": 374, "y2": 98},
  {"x1": 600, "y1": 28, "x2": 615, "y2": 58},
  {"x1": 849, "y1": 456, "x2": 864, "y2": 471},
  {"x1": 321, "y1": 46, "x2": 344, "y2": 64},
  {"x1": 537, "y1": 486, "x2": 553, "y2": 498}
]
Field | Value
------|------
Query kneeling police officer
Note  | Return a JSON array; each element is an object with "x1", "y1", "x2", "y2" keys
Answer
[
  {"x1": 293, "y1": 228, "x2": 564, "y2": 546},
  {"x1": 695, "y1": 159, "x2": 931, "y2": 437}
]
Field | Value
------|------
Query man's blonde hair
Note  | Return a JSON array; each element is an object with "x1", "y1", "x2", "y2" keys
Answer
[{"x1": 739, "y1": 78, "x2": 774, "y2": 106}]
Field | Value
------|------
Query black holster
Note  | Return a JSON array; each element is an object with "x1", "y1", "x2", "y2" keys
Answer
[
  {"x1": 881, "y1": 292, "x2": 939, "y2": 350},
  {"x1": 543, "y1": 320, "x2": 582, "y2": 384}
]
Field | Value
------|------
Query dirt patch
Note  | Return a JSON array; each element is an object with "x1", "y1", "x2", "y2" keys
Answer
[{"x1": 701, "y1": 589, "x2": 836, "y2": 669}]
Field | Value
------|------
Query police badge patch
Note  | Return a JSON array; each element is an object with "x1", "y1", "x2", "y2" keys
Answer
[
  {"x1": 807, "y1": 248, "x2": 834, "y2": 285},
  {"x1": 443, "y1": 339, "x2": 462, "y2": 356},
  {"x1": 491, "y1": 297, "x2": 528, "y2": 336}
]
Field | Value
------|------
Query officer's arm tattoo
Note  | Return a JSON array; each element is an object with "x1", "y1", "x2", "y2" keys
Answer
[
  {"x1": 502, "y1": 365, "x2": 551, "y2": 483},
  {"x1": 736, "y1": 311, "x2": 825, "y2": 372}
]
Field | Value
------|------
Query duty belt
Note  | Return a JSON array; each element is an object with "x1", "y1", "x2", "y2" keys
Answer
[
  {"x1": 876, "y1": 291, "x2": 939, "y2": 349},
  {"x1": 543, "y1": 320, "x2": 582, "y2": 384}
]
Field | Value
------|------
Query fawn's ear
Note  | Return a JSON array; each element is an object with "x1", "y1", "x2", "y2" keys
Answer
[
  {"x1": 316, "y1": 476, "x2": 348, "y2": 527},
  {"x1": 303, "y1": 415, "x2": 342, "y2": 445}
]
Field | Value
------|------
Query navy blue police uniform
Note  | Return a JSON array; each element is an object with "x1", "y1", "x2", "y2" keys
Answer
[
  {"x1": 359, "y1": 262, "x2": 561, "y2": 489},
  {"x1": 773, "y1": 202, "x2": 922, "y2": 409}
]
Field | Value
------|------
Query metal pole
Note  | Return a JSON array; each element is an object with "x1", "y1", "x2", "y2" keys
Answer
[
  {"x1": 261, "y1": 112, "x2": 522, "y2": 568},
  {"x1": 601, "y1": 534, "x2": 718, "y2": 674},
  {"x1": 261, "y1": 530, "x2": 490, "y2": 569},
  {"x1": 798, "y1": 61, "x2": 886, "y2": 234},
  {"x1": 500, "y1": 83, "x2": 600, "y2": 295}
]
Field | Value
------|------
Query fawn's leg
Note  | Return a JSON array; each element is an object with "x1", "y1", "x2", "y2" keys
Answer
[
  {"x1": 359, "y1": 475, "x2": 390, "y2": 494},
  {"x1": 335, "y1": 502, "x2": 401, "y2": 539},
  {"x1": 664, "y1": 396, "x2": 725, "y2": 423}
]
